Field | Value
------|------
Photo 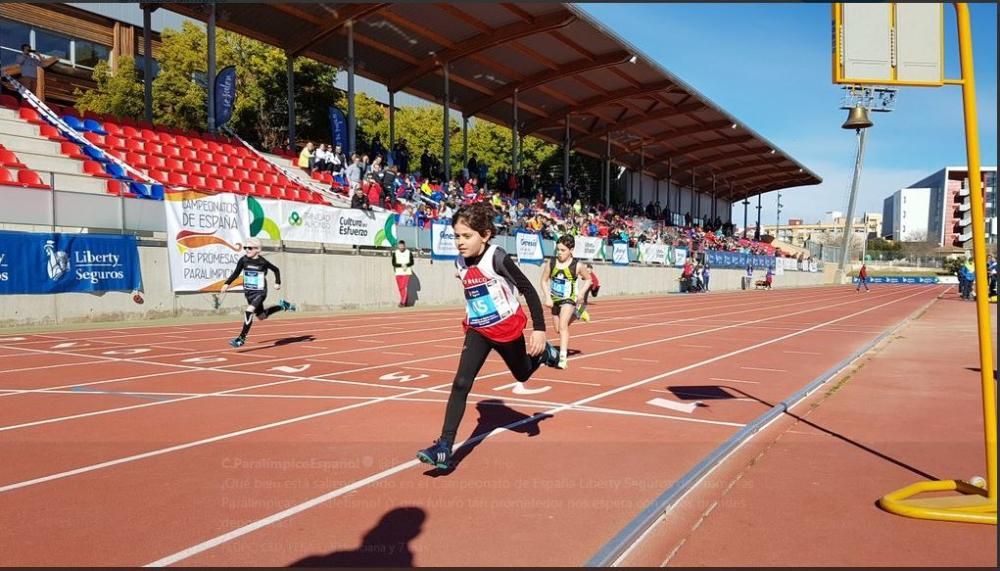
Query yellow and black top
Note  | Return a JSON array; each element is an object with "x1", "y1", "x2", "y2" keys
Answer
[{"x1": 548, "y1": 259, "x2": 579, "y2": 302}]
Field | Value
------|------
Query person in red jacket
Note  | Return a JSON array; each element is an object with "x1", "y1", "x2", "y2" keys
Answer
[{"x1": 856, "y1": 263, "x2": 870, "y2": 292}]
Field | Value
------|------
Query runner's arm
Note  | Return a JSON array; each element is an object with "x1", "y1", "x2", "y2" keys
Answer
[
  {"x1": 264, "y1": 259, "x2": 282, "y2": 285},
  {"x1": 224, "y1": 257, "x2": 245, "y2": 286}
]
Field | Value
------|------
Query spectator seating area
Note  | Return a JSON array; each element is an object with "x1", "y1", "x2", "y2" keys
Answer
[{"x1": 0, "y1": 93, "x2": 329, "y2": 204}]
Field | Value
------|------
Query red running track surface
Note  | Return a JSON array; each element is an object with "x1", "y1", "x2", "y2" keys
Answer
[{"x1": 0, "y1": 284, "x2": 947, "y2": 566}]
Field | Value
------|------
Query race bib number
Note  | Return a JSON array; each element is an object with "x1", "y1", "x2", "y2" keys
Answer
[
  {"x1": 550, "y1": 276, "x2": 570, "y2": 299},
  {"x1": 465, "y1": 280, "x2": 513, "y2": 328},
  {"x1": 244, "y1": 270, "x2": 264, "y2": 291}
]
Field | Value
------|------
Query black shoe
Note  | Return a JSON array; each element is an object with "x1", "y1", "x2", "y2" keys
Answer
[{"x1": 416, "y1": 439, "x2": 453, "y2": 470}]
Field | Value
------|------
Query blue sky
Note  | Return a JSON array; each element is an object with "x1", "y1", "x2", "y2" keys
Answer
[{"x1": 579, "y1": 3, "x2": 998, "y2": 226}]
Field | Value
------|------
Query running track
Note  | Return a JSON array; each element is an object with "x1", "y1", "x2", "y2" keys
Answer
[{"x1": 0, "y1": 284, "x2": 948, "y2": 566}]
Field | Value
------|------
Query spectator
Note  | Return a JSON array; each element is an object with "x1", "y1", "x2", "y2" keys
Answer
[
  {"x1": 298, "y1": 142, "x2": 315, "y2": 172},
  {"x1": 351, "y1": 186, "x2": 370, "y2": 210},
  {"x1": 391, "y1": 240, "x2": 415, "y2": 307}
]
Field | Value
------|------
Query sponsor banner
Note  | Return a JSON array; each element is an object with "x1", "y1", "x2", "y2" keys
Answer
[
  {"x1": 0, "y1": 230, "x2": 142, "y2": 294},
  {"x1": 515, "y1": 231, "x2": 543, "y2": 265},
  {"x1": 248, "y1": 197, "x2": 396, "y2": 247},
  {"x1": 573, "y1": 236, "x2": 605, "y2": 260},
  {"x1": 431, "y1": 220, "x2": 459, "y2": 260},
  {"x1": 853, "y1": 276, "x2": 940, "y2": 284},
  {"x1": 328, "y1": 106, "x2": 349, "y2": 155},
  {"x1": 672, "y1": 247, "x2": 688, "y2": 267},
  {"x1": 638, "y1": 243, "x2": 669, "y2": 264},
  {"x1": 611, "y1": 241, "x2": 630, "y2": 265},
  {"x1": 214, "y1": 66, "x2": 237, "y2": 129},
  {"x1": 775, "y1": 260, "x2": 785, "y2": 276},
  {"x1": 165, "y1": 190, "x2": 250, "y2": 292}
]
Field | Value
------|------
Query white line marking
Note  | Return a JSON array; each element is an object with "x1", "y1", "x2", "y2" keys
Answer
[
  {"x1": 306, "y1": 358, "x2": 369, "y2": 366},
  {"x1": 647, "y1": 397, "x2": 701, "y2": 414},
  {"x1": 381, "y1": 351, "x2": 414, "y2": 356},
  {"x1": 782, "y1": 350, "x2": 822, "y2": 355},
  {"x1": 740, "y1": 366, "x2": 786, "y2": 372},
  {"x1": 582, "y1": 366, "x2": 623, "y2": 373},
  {"x1": 709, "y1": 377, "x2": 760, "y2": 385},
  {"x1": 622, "y1": 357, "x2": 658, "y2": 363},
  {"x1": 529, "y1": 377, "x2": 600, "y2": 387},
  {"x1": 678, "y1": 344, "x2": 713, "y2": 349},
  {"x1": 269, "y1": 364, "x2": 311, "y2": 374},
  {"x1": 494, "y1": 382, "x2": 552, "y2": 395}
]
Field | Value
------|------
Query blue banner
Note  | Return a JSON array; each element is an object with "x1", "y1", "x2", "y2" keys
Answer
[
  {"x1": 214, "y1": 66, "x2": 237, "y2": 129},
  {"x1": 853, "y1": 276, "x2": 939, "y2": 284},
  {"x1": 329, "y1": 106, "x2": 348, "y2": 155},
  {"x1": 611, "y1": 241, "x2": 630, "y2": 266},
  {"x1": 0, "y1": 231, "x2": 142, "y2": 294}
]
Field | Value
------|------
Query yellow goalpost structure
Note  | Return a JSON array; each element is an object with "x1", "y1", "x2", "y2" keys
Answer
[{"x1": 833, "y1": 2, "x2": 996, "y2": 525}]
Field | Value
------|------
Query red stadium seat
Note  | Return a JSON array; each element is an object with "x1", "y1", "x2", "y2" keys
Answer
[
  {"x1": 83, "y1": 131, "x2": 105, "y2": 146},
  {"x1": 164, "y1": 157, "x2": 183, "y2": 172},
  {"x1": 204, "y1": 177, "x2": 223, "y2": 191},
  {"x1": 161, "y1": 145, "x2": 180, "y2": 159},
  {"x1": 239, "y1": 181, "x2": 256, "y2": 195},
  {"x1": 167, "y1": 172, "x2": 187, "y2": 186},
  {"x1": 102, "y1": 122, "x2": 123, "y2": 137},
  {"x1": 0, "y1": 149, "x2": 25, "y2": 168},
  {"x1": 37, "y1": 124, "x2": 62, "y2": 140},
  {"x1": 18, "y1": 107, "x2": 43, "y2": 124},
  {"x1": 125, "y1": 152, "x2": 148, "y2": 169},
  {"x1": 179, "y1": 147, "x2": 197, "y2": 161},
  {"x1": 122, "y1": 125, "x2": 141, "y2": 139},
  {"x1": 145, "y1": 154, "x2": 165, "y2": 170},
  {"x1": 188, "y1": 174, "x2": 206, "y2": 189},
  {"x1": 145, "y1": 141, "x2": 163, "y2": 156},
  {"x1": 216, "y1": 165, "x2": 234, "y2": 179},
  {"x1": 60, "y1": 142, "x2": 85, "y2": 159},
  {"x1": 0, "y1": 94, "x2": 19, "y2": 108},
  {"x1": 83, "y1": 160, "x2": 112, "y2": 178},
  {"x1": 17, "y1": 169, "x2": 49, "y2": 189},
  {"x1": 222, "y1": 179, "x2": 239, "y2": 193},
  {"x1": 0, "y1": 168, "x2": 14, "y2": 185},
  {"x1": 200, "y1": 162, "x2": 217, "y2": 177}
]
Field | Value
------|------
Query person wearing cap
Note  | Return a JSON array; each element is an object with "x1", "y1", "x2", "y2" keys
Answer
[{"x1": 220, "y1": 238, "x2": 297, "y2": 347}]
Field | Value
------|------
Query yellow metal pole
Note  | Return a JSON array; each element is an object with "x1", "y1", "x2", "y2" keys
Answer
[{"x1": 954, "y1": 2, "x2": 997, "y2": 502}]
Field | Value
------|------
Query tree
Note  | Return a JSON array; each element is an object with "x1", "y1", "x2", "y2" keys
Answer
[
  {"x1": 151, "y1": 22, "x2": 210, "y2": 131},
  {"x1": 73, "y1": 56, "x2": 145, "y2": 119}
]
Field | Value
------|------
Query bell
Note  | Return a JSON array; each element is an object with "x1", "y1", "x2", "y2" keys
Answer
[{"x1": 841, "y1": 105, "x2": 873, "y2": 130}]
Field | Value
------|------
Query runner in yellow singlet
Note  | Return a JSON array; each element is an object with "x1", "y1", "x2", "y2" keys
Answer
[{"x1": 540, "y1": 235, "x2": 592, "y2": 369}]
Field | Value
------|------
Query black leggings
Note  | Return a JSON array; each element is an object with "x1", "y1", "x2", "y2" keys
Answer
[{"x1": 439, "y1": 328, "x2": 545, "y2": 443}]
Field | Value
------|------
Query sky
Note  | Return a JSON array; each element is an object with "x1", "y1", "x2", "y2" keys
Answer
[{"x1": 579, "y1": 2, "x2": 998, "y2": 226}]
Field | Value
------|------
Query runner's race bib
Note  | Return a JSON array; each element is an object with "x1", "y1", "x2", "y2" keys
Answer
[
  {"x1": 465, "y1": 280, "x2": 514, "y2": 328},
  {"x1": 244, "y1": 270, "x2": 264, "y2": 291},
  {"x1": 550, "y1": 276, "x2": 570, "y2": 299}
]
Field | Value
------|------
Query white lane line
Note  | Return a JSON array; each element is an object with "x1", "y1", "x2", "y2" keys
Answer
[
  {"x1": 709, "y1": 377, "x2": 760, "y2": 385},
  {"x1": 740, "y1": 366, "x2": 787, "y2": 373},
  {"x1": 582, "y1": 366, "x2": 623, "y2": 373}
]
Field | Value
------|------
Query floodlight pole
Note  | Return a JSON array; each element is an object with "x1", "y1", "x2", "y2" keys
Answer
[
  {"x1": 346, "y1": 21, "x2": 356, "y2": 156},
  {"x1": 835, "y1": 126, "x2": 867, "y2": 284}
]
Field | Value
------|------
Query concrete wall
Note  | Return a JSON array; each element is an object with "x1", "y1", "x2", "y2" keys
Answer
[{"x1": 0, "y1": 244, "x2": 831, "y2": 328}]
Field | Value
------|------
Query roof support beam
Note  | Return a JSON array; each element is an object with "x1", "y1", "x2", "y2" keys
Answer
[
  {"x1": 286, "y1": 3, "x2": 388, "y2": 57},
  {"x1": 462, "y1": 51, "x2": 631, "y2": 117},
  {"x1": 574, "y1": 101, "x2": 703, "y2": 145},
  {"x1": 522, "y1": 80, "x2": 676, "y2": 135},
  {"x1": 644, "y1": 134, "x2": 756, "y2": 170},
  {"x1": 673, "y1": 145, "x2": 773, "y2": 172},
  {"x1": 389, "y1": 12, "x2": 576, "y2": 92},
  {"x1": 625, "y1": 120, "x2": 735, "y2": 153}
]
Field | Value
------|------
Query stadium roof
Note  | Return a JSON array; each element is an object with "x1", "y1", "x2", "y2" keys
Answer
[{"x1": 163, "y1": 2, "x2": 822, "y2": 202}]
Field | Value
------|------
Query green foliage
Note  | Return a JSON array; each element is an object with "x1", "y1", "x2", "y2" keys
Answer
[
  {"x1": 74, "y1": 56, "x2": 144, "y2": 119},
  {"x1": 866, "y1": 237, "x2": 901, "y2": 252},
  {"x1": 943, "y1": 256, "x2": 967, "y2": 275}
]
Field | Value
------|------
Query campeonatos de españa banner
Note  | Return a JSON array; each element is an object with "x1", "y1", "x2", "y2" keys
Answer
[
  {"x1": 165, "y1": 189, "x2": 250, "y2": 292},
  {"x1": 165, "y1": 191, "x2": 398, "y2": 292}
]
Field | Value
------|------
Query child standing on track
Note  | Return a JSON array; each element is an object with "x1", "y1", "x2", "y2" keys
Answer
[
  {"x1": 417, "y1": 202, "x2": 561, "y2": 471},
  {"x1": 540, "y1": 235, "x2": 592, "y2": 369},
  {"x1": 220, "y1": 238, "x2": 297, "y2": 347}
]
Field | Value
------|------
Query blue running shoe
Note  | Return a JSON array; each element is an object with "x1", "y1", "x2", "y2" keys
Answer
[
  {"x1": 279, "y1": 299, "x2": 297, "y2": 312},
  {"x1": 542, "y1": 341, "x2": 563, "y2": 369},
  {"x1": 416, "y1": 439, "x2": 453, "y2": 470},
  {"x1": 229, "y1": 337, "x2": 245, "y2": 348}
]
